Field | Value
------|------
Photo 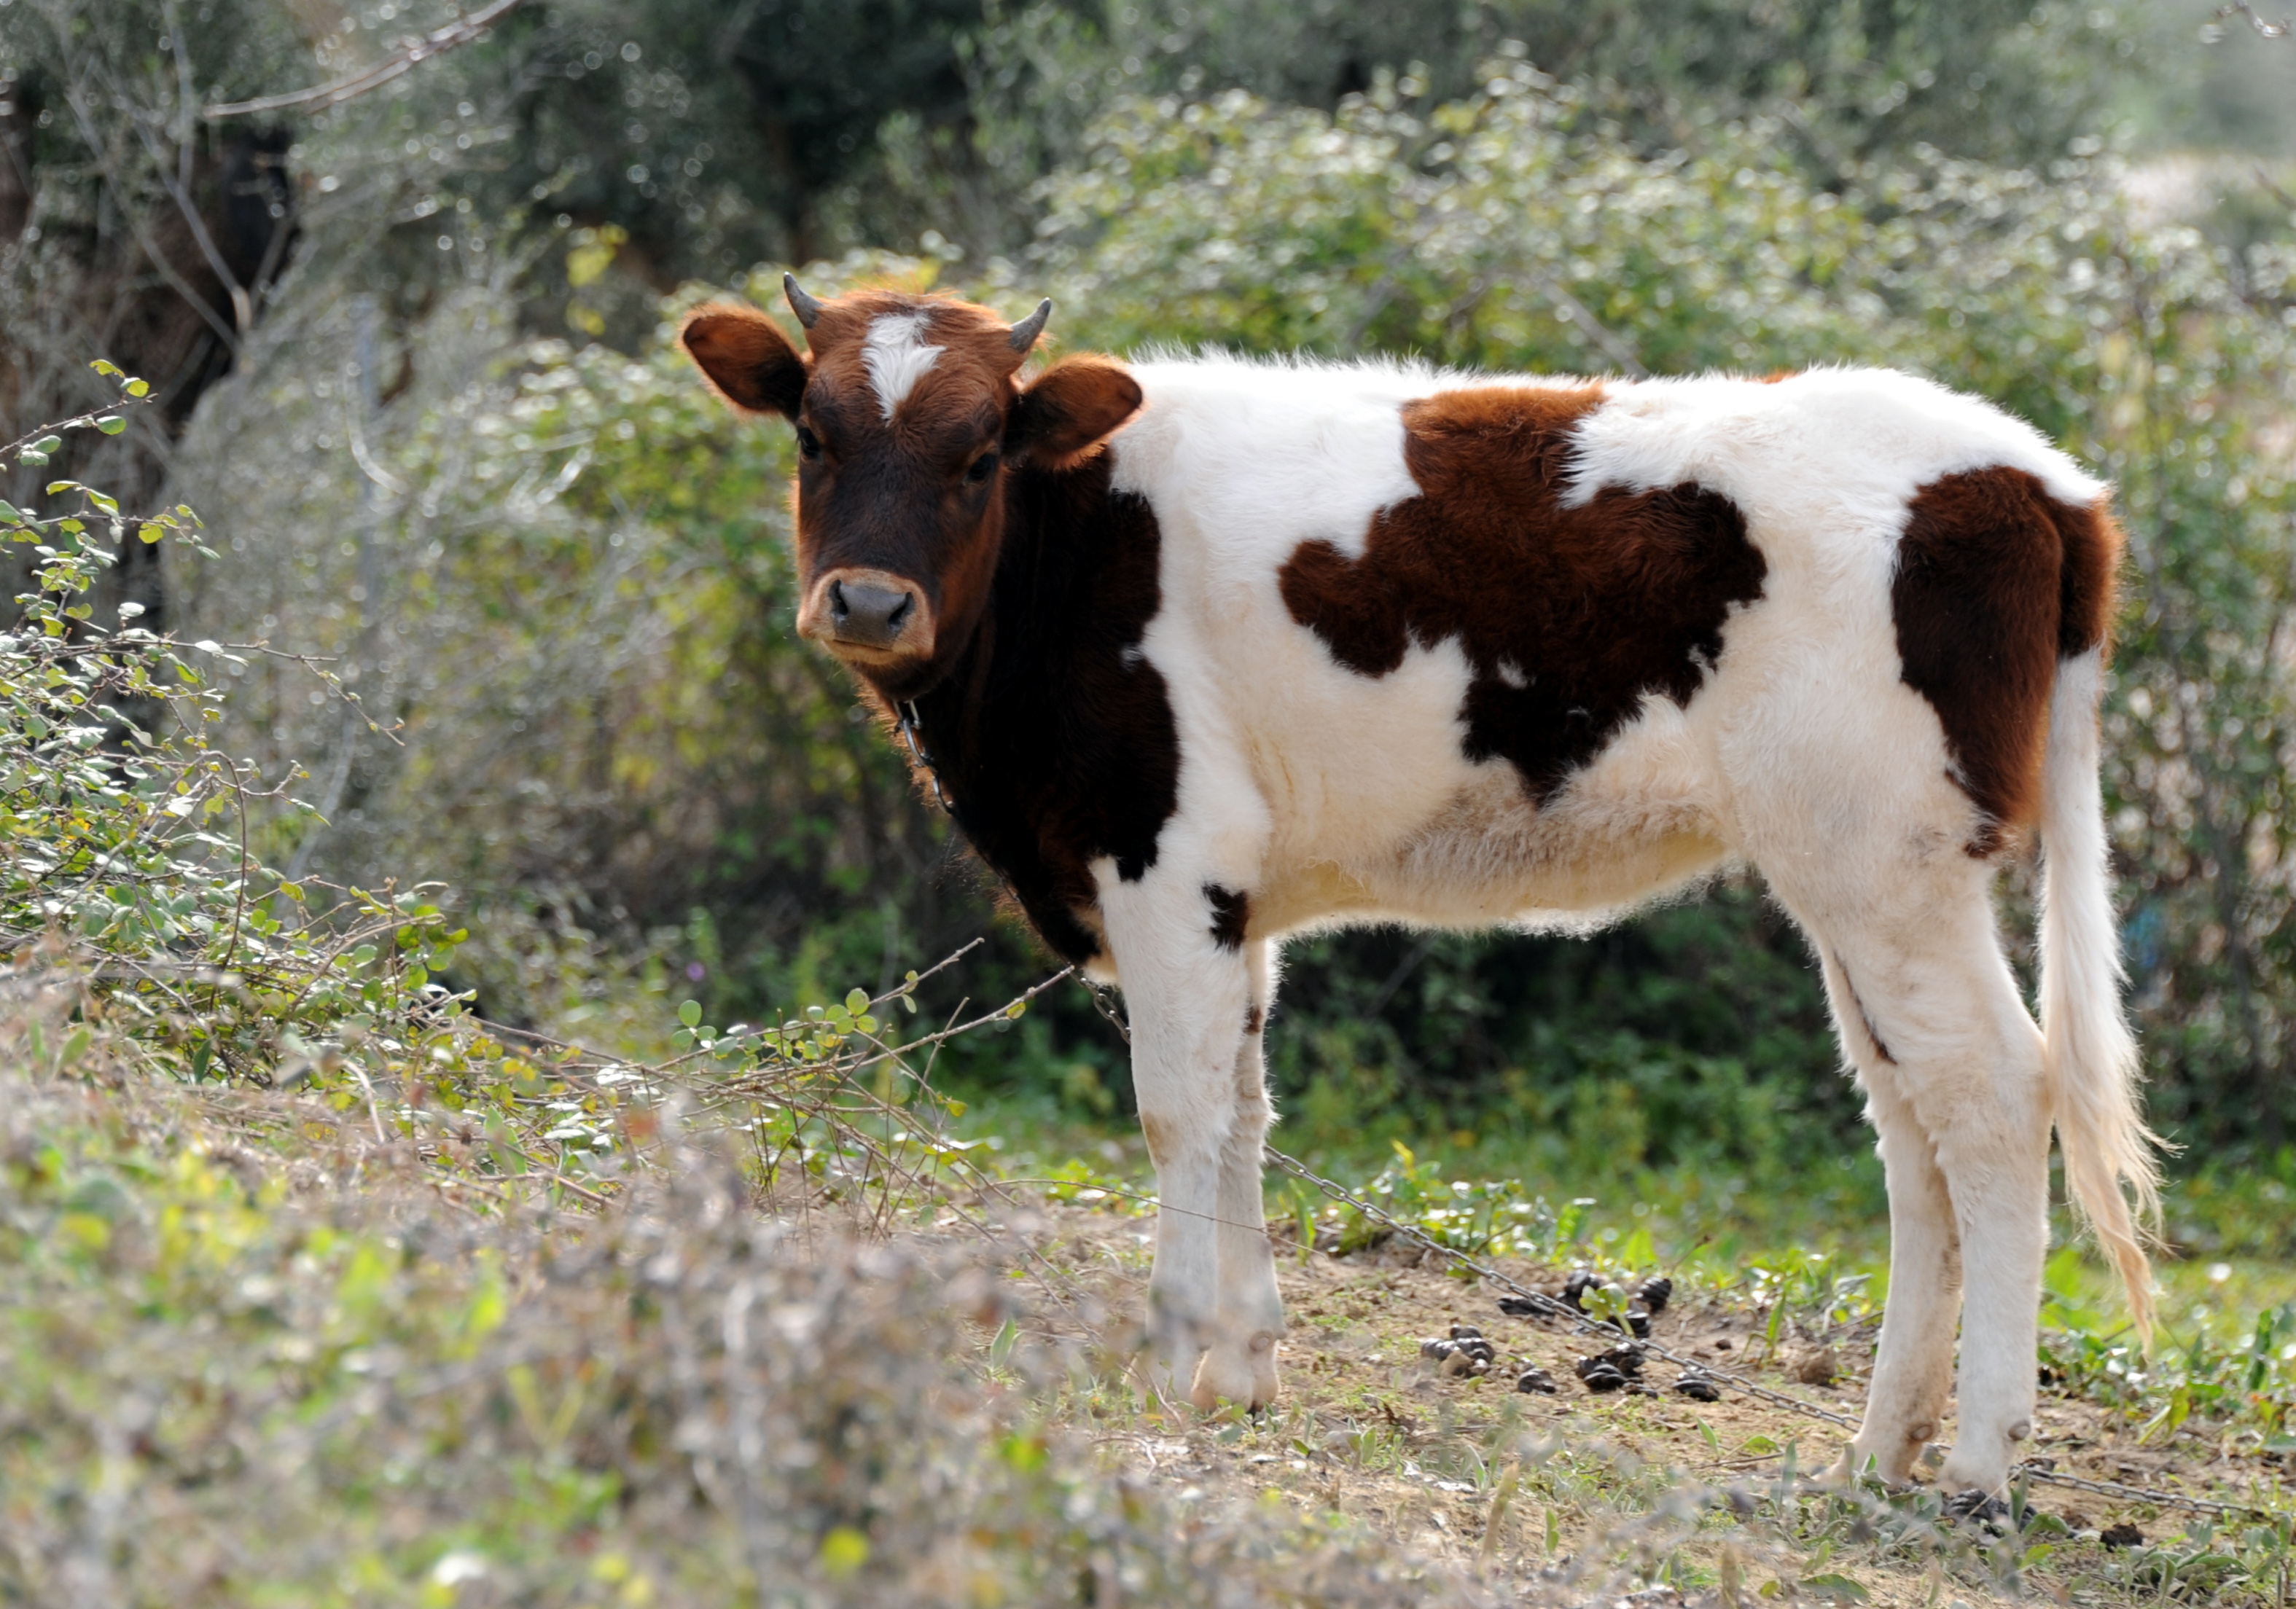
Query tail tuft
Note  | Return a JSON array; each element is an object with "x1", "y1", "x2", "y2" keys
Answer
[{"x1": 2039, "y1": 647, "x2": 2163, "y2": 1342}]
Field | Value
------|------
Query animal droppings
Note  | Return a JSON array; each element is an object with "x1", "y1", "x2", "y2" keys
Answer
[
  {"x1": 2100, "y1": 1521, "x2": 2145, "y2": 1549},
  {"x1": 1440, "y1": 1347, "x2": 1491, "y2": 1377},
  {"x1": 1515, "y1": 1367, "x2": 1559, "y2": 1394},
  {"x1": 1944, "y1": 1488, "x2": 2011, "y2": 1530},
  {"x1": 1637, "y1": 1275, "x2": 1674, "y2": 1314},
  {"x1": 1673, "y1": 1369, "x2": 1722, "y2": 1402},
  {"x1": 1576, "y1": 1361, "x2": 1629, "y2": 1393},
  {"x1": 1421, "y1": 1335, "x2": 1493, "y2": 1376},
  {"x1": 1588, "y1": 1342, "x2": 1645, "y2": 1377}
]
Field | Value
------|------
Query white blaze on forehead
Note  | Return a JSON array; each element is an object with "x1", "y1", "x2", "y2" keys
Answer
[{"x1": 862, "y1": 310, "x2": 945, "y2": 420}]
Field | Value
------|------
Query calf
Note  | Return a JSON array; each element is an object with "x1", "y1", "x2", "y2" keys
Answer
[{"x1": 682, "y1": 281, "x2": 2159, "y2": 1498}]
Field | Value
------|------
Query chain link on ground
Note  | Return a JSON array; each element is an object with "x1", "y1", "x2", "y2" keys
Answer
[{"x1": 1073, "y1": 975, "x2": 2270, "y2": 1521}]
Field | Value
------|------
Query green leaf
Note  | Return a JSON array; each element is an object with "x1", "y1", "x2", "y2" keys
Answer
[
  {"x1": 844, "y1": 987, "x2": 869, "y2": 1014},
  {"x1": 678, "y1": 999, "x2": 702, "y2": 1028},
  {"x1": 125, "y1": 378, "x2": 150, "y2": 398},
  {"x1": 89, "y1": 359, "x2": 122, "y2": 377},
  {"x1": 1800, "y1": 1574, "x2": 1870, "y2": 1603},
  {"x1": 94, "y1": 416, "x2": 125, "y2": 436}
]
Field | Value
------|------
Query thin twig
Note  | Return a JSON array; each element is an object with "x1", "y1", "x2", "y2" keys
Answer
[
  {"x1": 204, "y1": 0, "x2": 533, "y2": 120},
  {"x1": 2214, "y1": 2, "x2": 2294, "y2": 39},
  {"x1": 60, "y1": 85, "x2": 241, "y2": 359}
]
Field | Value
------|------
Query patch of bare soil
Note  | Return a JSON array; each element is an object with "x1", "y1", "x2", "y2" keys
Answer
[{"x1": 1007, "y1": 1200, "x2": 2259, "y2": 1605}]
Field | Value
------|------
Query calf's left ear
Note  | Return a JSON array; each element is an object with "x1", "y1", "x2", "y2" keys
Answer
[
  {"x1": 1007, "y1": 356, "x2": 1143, "y2": 469},
  {"x1": 682, "y1": 303, "x2": 808, "y2": 418}
]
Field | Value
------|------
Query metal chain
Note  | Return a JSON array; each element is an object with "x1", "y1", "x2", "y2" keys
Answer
[
  {"x1": 897, "y1": 700, "x2": 954, "y2": 813},
  {"x1": 1082, "y1": 976, "x2": 1133, "y2": 1044},
  {"x1": 1071, "y1": 976, "x2": 2266, "y2": 1518},
  {"x1": 1997, "y1": 1465, "x2": 2268, "y2": 1522}
]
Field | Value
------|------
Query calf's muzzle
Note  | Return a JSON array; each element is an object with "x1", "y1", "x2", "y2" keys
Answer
[
  {"x1": 798, "y1": 565, "x2": 940, "y2": 668},
  {"x1": 828, "y1": 578, "x2": 915, "y2": 649}
]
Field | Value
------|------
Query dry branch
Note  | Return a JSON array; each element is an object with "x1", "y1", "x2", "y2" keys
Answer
[{"x1": 203, "y1": 0, "x2": 531, "y2": 121}]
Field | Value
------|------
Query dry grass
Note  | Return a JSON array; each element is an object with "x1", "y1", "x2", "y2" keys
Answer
[{"x1": 1001, "y1": 1198, "x2": 2296, "y2": 1607}]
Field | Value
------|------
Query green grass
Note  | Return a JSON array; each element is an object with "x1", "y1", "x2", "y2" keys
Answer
[{"x1": 959, "y1": 1089, "x2": 2296, "y2": 1438}]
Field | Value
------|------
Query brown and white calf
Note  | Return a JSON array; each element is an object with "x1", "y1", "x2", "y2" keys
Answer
[{"x1": 682, "y1": 280, "x2": 2160, "y2": 1497}]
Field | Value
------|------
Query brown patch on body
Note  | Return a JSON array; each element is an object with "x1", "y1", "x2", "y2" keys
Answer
[
  {"x1": 1892, "y1": 470, "x2": 2124, "y2": 856},
  {"x1": 1278, "y1": 385, "x2": 1768, "y2": 803}
]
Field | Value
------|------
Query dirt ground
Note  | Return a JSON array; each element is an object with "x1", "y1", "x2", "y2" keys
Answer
[{"x1": 1004, "y1": 1199, "x2": 2272, "y2": 1605}]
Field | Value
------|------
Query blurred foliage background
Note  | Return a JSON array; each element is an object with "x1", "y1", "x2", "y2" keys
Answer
[{"x1": 6, "y1": 0, "x2": 2296, "y2": 1215}]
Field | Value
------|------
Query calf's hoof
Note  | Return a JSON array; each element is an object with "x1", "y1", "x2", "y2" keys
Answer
[
  {"x1": 1190, "y1": 1330, "x2": 1281, "y2": 1413},
  {"x1": 1135, "y1": 1345, "x2": 1202, "y2": 1412},
  {"x1": 1832, "y1": 1424, "x2": 1934, "y2": 1489}
]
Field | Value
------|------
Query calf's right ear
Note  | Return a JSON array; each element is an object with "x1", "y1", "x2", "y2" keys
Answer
[{"x1": 681, "y1": 304, "x2": 808, "y2": 418}]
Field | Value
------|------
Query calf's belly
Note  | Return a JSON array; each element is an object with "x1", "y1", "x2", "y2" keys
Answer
[
  {"x1": 1251, "y1": 683, "x2": 1737, "y2": 936},
  {"x1": 1254, "y1": 767, "x2": 1735, "y2": 936}
]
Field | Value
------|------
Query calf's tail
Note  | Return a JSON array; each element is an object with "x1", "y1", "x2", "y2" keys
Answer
[{"x1": 2038, "y1": 514, "x2": 2160, "y2": 1342}]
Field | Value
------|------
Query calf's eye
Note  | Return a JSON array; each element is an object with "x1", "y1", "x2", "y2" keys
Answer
[
  {"x1": 964, "y1": 450, "x2": 1000, "y2": 485},
  {"x1": 795, "y1": 425, "x2": 823, "y2": 461}
]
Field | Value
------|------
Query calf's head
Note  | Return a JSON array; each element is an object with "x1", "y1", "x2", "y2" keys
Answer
[{"x1": 681, "y1": 279, "x2": 1143, "y2": 696}]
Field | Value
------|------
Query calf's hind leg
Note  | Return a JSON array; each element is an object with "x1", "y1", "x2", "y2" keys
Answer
[
  {"x1": 1792, "y1": 885, "x2": 2053, "y2": 1497},
  {"x1": 1821, "y1": 948, "x2": 1961, "y2": 1486}
]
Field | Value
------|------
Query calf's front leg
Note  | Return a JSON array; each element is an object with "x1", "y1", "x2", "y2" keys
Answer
[
  {"x1": 1099, "y1": 875, "x2": 1264, "y2": 1407},
  {"x1": 1192, "y1": 938, "x2": 1284, "y2": 1410}
]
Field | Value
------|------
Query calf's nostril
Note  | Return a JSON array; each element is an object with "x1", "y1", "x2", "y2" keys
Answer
[
  {"x1": 827, "y1": 579, "x2": 851, "y2": 624},
  {"x1": 888, "y1": 592, "x2": 915, "y2": 630}
]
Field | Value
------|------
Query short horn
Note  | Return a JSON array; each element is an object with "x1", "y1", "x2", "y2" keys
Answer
[
  {"x1": 784, "y1": 273, "x2": 822, "y2": 329},
  {"x1": 1007, "y1": 297, "x2": 1053, "y2": 353}
]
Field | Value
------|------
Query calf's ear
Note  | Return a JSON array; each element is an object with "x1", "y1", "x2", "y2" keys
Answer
[
  {"x1": 682, "y1": 304, "x2": 808, "y2": 418},
  {"x1": 1007, "y1": 356, "x2": 1143, "y2": 469}
]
